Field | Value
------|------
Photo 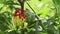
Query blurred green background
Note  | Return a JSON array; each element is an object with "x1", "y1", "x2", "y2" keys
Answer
[{"x1": 0, "y1": 0, "x2": 60, "y2": 34}]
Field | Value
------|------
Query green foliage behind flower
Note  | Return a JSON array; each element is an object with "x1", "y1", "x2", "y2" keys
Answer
[{"x1": 0, "y1": 0, "x2": 60, "y2": 34}]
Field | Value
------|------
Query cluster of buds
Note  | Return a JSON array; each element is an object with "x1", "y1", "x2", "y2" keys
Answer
[
  {"x1": 13, "y1": 0, "x2": 27, "y2": 26},
  {"x1": 14, "y1": 8, "x2": 27, "y2": 19}
]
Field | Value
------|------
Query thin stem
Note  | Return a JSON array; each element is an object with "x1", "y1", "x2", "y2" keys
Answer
[{"x1": 18, "y1": 0, "x2": 25, "y2": 34}]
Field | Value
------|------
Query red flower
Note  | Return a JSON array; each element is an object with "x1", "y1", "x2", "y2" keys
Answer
[
  {"x1": 23, "y1": 12, "x2": 27, "y2": 19},
  {"x1": 14, "y1": 8, "x2": 27, "y2": 19}
]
